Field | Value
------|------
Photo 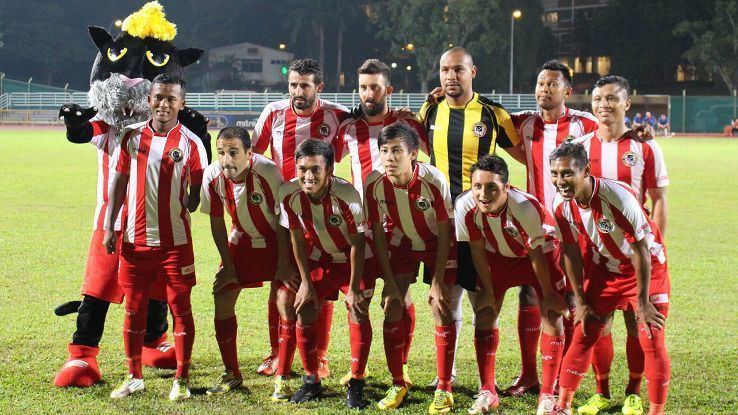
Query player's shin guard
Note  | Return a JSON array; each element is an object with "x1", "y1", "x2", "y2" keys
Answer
[
  {"x1": 296, "y1": 322, "x2": 319, "y2": 376},
  {"x1": 558, "y1": 319, "x2": 607, "y2": 407},
  {"x1": 474, "y1": 329, "x2": 499, "y2": 392},
  {"x1": 268, "y1": 300, "x2": 280, "y2": 355},
  {"x1": 626, "y1": 334, "x2": 645, "y2": 394},
  {"x1": 518, "y1": 305, "x2": 542, "y2": 383},
  {"x1": 639, "y1": 305, "x2": 670, "y2": 408},
  {"x1": 383, "y1": 320, "x2": 405, "y2": 385},
  {"x1": 316, "y1": 301, "x2": 334, "y2": 359},
  {"x1": 402, "y1": 303, "x2": 416, "y2": 364},
  {"x1": 540, "y1": 333, "x2": 565, "y2": 395},
  {"x1": 277, "y1": 319, "x2": 296, "y2": 377},
  {"x1": 169, "y1": 288, "x2": 195, "y2": 379},
  {"x1": 349, "y1": 321, "x2": 372, "y2": 378},
  {"x1": 122, "y1": 290, "x2": 148, "y2": 379},
  {"x1": 214, "y1": 316, "x2": 240, "y2": 377},
  {"x1": 434, "y1": 324, "x2": 457, "y2": 391},
  {"x1": 143, "y1": 299, "x2": 169, "y2": 344},
  {"x1": 72, "y1": 295, "x2": 110, "y2": 347},
  {"x1": 591, "y1": 333, "x2": 613, "y2": 397}
]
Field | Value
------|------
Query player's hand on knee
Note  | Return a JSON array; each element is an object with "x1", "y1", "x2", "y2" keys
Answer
[
  {"x1": 213, "y1": 263, "x2": 238, "y2": 294},
  {"x1": 473, "y1": 287, "x2": 496, "y2": 315},
  {"x1": 428, "y1": 281, "x2": 451, "y2": 317},
  {"x1": 574, "y1": 301, "x2": 599, "y2": 336},
  {"x1": 345, "y1": 288, "x2": 369, "y2": 319},
  {"x1": 636, "y1": 301, "x2": 665, "y2": 332},
  {"x1": 294, "y1": 282, "x2": 317, "y2": 313},
  {"x1": 380, "y1": 281, "x2": 402, "y2": 313},
  {"x1": 58, "y1": 104, "x2": 97, "y2": 127},
  {"x1": 540, "y1": 292, "x2": 570, "y2": 320},
  {"x1": 275, "y1": 264, "x2": 300, "y2": 292}
]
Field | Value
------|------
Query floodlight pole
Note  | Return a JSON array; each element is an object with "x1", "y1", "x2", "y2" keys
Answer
[{"x1": 509, "y1": 10, "x2": 522, "y2": 94}]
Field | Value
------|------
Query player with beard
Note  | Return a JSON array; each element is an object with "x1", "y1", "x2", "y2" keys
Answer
[
  {"x1": 333, "y1": 59, "x2": 429, "y2": 387},
  {"x1": 251, "y1": 59, "x2": 349, "y2": 379},
  {"x1": 504, "y1": 60, "x2": 598, "y2": 398},
  {"x1": 418, "y1": 47, "x2": 524, "y2": 388}
]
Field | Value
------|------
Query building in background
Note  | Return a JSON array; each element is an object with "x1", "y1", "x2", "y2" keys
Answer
[{"x1": 194, "y1": 42, "x2": 294, "y2": 92}]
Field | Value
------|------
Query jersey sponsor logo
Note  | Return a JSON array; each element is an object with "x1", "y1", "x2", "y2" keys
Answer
[
  {"x1": 503, "y1": 226, "x2": 520, "y2": 237},
  {"x1": 596, "y1": 217, "x2": 615, "y2": 233},
  {"x1": 131, "y1": 146, "x2": 147, "y2": 155},
  {"x1": 328, "y1": 214, "x2": 343, "y2": 227},
  {"x1": 414, "y1": 197, "x2": 431, "y2": 211},
  {"x1": 318, "y1": 123, "x2": 331, "y2": 137},
  {"x1": 168, "y1": 147, "x2": 183, "y2": 162},
  {"x1": 248, "y1": 192, "x2": 263, "y2": 205},
  {"x1": 622, "y1": 150, "x2": 638, "y2": 167},
  {"x1": 472, "y1": 122, "x2": 487, "y2": 137}
]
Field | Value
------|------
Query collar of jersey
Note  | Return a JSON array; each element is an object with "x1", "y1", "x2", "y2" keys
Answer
[
  {"x1": 146, "y1": 120, "x2": 181, "y2": 137},
  {"x1": 388, "y1": 162, "x2": 419, "y2": 189},
  {"x1": 306, "y1": 177, "x2": 333, "y2": 205},
  {"x1": 290, "y1": 98, "x2": 321, "y2": 118},
  {"x1": 540, "y1": 106, "x2": 570, "y2": 124},
  {"x1": 575, "y1": 176, "x2": 599, "y2": 209},
  {"x1": 445, "y1": 92, "x2": 477, "y2": 110}
]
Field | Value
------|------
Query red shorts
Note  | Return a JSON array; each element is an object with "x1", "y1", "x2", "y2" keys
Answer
[
  {"x1": 585, "y1": 262, "x2": 670, "y2": 316},
  {"x1": 483, "y1": 249, "x2": 567, "y2": 303},
  {"x1": 118, "y1": 243, "x2": 196, "y2": 292},
  {"x1": 309, "y1": 260, "x2": 376, "y2": 302},
  {"x1": 223, "y1": 239, "x2": 279, "y2": 290},
  {"x1": 389, "y1": 244, "x2": 457, "y2": 285},
  {"x1": 81, "y1": 230, "x2": 166, "y2": 303}
]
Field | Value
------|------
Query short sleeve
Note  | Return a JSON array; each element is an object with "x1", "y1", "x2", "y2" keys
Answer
[
  {"x1": 515, "y1": 200, "x2": 547, "y2": 250},
  {"x1": 187, "y1": 136, "x2": 208, "y2": 186},
  {"x1": 252, "y1": 106, "x2": 274, "y2": 155},
  {"x1": 115, "y1": 131, "x2": 133, "y2": 174},
  {"x1": 642, "y1": 141, "x2": 669, "y2": 189},
  {"x1": 89, "y1": 120, "x2": 110, "y2": 148},
  {"x1": 492, "y1": 106, "x2": 522, "y2": 149},
  {"x1": 553, "y1": 200, "x2": 578, "y2": 244},
  {"x1": 200, "y1": 166, "x2": 224, "y2": 217}
]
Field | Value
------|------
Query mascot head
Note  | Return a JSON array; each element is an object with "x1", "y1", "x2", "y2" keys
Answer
[{"x1": 87, "y1": 1, "x2": 203, "y2": 130}]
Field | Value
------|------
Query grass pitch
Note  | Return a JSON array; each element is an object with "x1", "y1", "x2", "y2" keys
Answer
[{"x1": 0, "y1": 128, "x2": 736, "y2": 414}]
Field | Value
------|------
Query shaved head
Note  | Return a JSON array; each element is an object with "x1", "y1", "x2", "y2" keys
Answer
[{"x1": 440, "y1": 46, "x2": 474, "y2": 66}]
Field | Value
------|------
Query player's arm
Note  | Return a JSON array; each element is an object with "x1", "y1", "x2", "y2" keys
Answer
[
  {"x1": 468, "y1": 239, "x2": 495, "y2": 311},
  {"x1": 528, "y1": 246, "x2": 567, "y2": 318},
  {"x1": 493, "y1": 106, "x2": 526, "y2": 164},
  {"x1": 103, "y1": 171, "x2": 128, "y2": 254},
  {"x1": 630, "y1": 238, "x2": 665, "y2": 330},
  {"x1": 560, "y1": 241, "x2": 598, "y2": 335},
  {"x1": 209, "y1": 216, "x2": 238, "y2": 293},
  {"x1": 345, "y1": 232, "x2": 368, "y2": 317},
  {"x1": 428, "y1": 219, "x2": 452, "y2": 314},
  {"x1": 188, "y1": 184, "x2": 201, "y2": 213},
  {"x1": 648, "y1": 187, "x2": 668, "y2": 237},
  {"x1": 290, "y1": 228, "x2": 317, "y2": 312},
  {"x1": 274, "y1": 225, "x2": 299, "y2": 291}
]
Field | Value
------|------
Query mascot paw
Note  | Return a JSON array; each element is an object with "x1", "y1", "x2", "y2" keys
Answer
[
  {"x1": 54, "y1": 344, "x2": 101, "y2": 387},
  {"x1": 142, "y1": 334, "x2": 177, "y2": 369},
  {"x1": 58, "y1": 104, "x2": 98, "y2": 127}
]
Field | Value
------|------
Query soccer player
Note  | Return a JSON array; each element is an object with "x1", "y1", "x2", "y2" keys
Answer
[
  {"x1": 276, "y1": 139, "x2": 373, "y2": 408},
  {"x1": 548, "y1": 142, "x2": 671, "y2": 415},
  {"x1": 455, "y1": 154, "x2": 569, "y2": 415},
  {"x1": 507, "y1": 60, "x2": 598, "y2": 397},
  {"x1": 333, "y1": 58, "x2": 429, "y2": 385},
  {"x1": 418, "y1": 46, "x2": 524, "y2": 387},
  {"x1": 104, "y1": 73, "x2": 208, "y2": 401},
  {"x1": 364, "y1": 123, "x2": 456, "y2": 413},
  {"x1": 251, "y1": 58, "x2": 348, "y2": 378},
  {"x1": 571, "y1": 75, "x2": 669, "y2": 415},
  {"x1": 199, "y1": 126, "x2": 296, "y2": 395}
]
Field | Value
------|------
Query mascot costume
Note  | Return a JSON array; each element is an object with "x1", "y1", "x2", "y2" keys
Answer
[{"x1": 54, "y1": 1, "x2": 210, "y2": 387}]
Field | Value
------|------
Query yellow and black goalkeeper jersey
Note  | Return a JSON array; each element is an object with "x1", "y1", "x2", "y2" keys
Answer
[{"x1": 418, "y1": 92, "x2": 521, "y2": 199}]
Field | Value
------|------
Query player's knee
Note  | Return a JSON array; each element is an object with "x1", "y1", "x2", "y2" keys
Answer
[
  {"x1": 384, "y1": 299, "x2": 403, "y2": 323},
  {"x1": 518, "y1": 285, "x2": 539, "y2": 306},
  {"x1": 473, "y1": 306, "x2": 498, "y2": 330}
]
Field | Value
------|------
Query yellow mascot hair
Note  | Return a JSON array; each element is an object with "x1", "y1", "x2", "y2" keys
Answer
[{"x1": 121, "y1": 1, "x2": 177, "y2": 41}]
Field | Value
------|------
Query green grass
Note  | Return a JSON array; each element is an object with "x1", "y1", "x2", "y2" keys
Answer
[{"x1": 0, "y1": 129, "x2": 736, "y2": 414}]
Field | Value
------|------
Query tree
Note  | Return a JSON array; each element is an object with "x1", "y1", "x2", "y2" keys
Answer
[{"x1": 675, "y1": 0, "x2": 738, "y2": 94}]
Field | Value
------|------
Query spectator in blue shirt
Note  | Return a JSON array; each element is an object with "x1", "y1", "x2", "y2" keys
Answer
[
  {"x1": 657, "y1": 114, "x2": 671, "y2": 136},
  {"x1": 632, "y1": 112, "x2": 643, "y2": 128}
]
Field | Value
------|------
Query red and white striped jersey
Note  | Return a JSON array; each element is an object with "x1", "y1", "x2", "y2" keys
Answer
[
  {"x1": 334, "y1": 110, "x2": 429, "y2": 194},
  {"x1": 455, "y1": 187, "x2": 557, "y2": 257},
  {"x1": 553, "y1": 177, "x2": 666, "y2": 277},
  {"x1": 364, "y1": 163, "x2": 454, "y2": 252},
  {"x1": 87, "y1": 120, "x2": 124, "y2": 231},
  {"x1": 200, "y1": 154, "x2": 283, "y2": 248},
  {"x1": 278, "y1": 176, "x2": 364, "y2": 263},
  {"x1": 571, "y1": 132, "x2": 669, "y2": 203},
  {"x1": 512, "y1": 107, "x2": 598, "y2": 210},
  {"x1": 252, "y1": 98, "x2": 349, "y2": 180},
  {"x1": 115, "y1": 121, "x2": 208, "y2": 247}
]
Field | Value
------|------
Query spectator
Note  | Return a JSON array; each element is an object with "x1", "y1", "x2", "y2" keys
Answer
[
  {"x1": 656, "y1": 114, "x2": 671, "y2": 136},
  {"x1": 632, "y1": 112, "x2": 643, "y2": 128},
  {"x1": 723, "y1": 118, "x2": 738, "y2": 137},
  {"x1": 625, "y1": 115, "x2": 632, "y2": 128}
]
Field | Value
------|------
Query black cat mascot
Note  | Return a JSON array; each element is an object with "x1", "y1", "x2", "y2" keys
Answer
[{"x1": 55, "y1": 1, "x2": 210, "y2": 387}]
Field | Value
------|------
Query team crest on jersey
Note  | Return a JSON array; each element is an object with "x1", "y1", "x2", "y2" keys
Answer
[
  {"x1": 564, "y1": 135, "x2": 576, "y2": 142},
  {"x1": 248, "y1": 192, "x2": 263, "y2": 205},
  {"x1": 318, "y1": 123, "x2": 331, "y2": 137},
  {"x1": 472, "y1": 122, "x2": 487, "y2": 138},
  {"x1": 328, "y1": 214, "x2": 343, "y2": 227},
  {"x1": 414, "y1": 197, "x2": 431, "y2": 211},
  {"x1": 622, "y1": 151, "x2": 638, "y2": 167},
  {"x1": 503, "y1": 226, "x2": 520, "y2": 237},
  {"x1": 597, "y1": 217, "x2": 615, "y2": 233},
  {"x1": 168, "y1": 148, "x2": 183, "y2": 162}
]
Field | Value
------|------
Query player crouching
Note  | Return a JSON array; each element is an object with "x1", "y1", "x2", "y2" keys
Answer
[
  {"x1": 455, "y1": 155, "x2": 569, "y2": 414},
  {"x1": 199, "y1": 127, "x2": 295, "y2": 395},
  {"x1": 275, "y1": 139, "x2": 374, "y2": 408}
]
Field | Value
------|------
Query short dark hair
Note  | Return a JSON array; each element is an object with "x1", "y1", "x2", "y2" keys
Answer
[
  {"x1": 358, "y1": 59, "x2": 391, "y2": 84},
  {"x1": 470, "y1": 154, "x2": 509, "y2": 184},
  {"x1": 152, "y1": 72, "x2": 186, "y2": 95},
  {"x1": 377, "y1": 122, "x2": 420, "y2": 153},
  {"x1": 594, "y1": 75, "x2": 630, "y2": 97},
  {"x1": 549, "y1": 142, "x2": 589, "y2": 169},
  {"x1": 295, "y1": 138, "x2": 334, "y2": 169},
  {"x1": 217, "y1": 126, "x2": 251, "y2": 150},
  {"x1": 289, "y1": 58, "x2": 322, "y2": 84},
  {"x1": 541, "y1": 60, "x2": 573, "y2": 86}
]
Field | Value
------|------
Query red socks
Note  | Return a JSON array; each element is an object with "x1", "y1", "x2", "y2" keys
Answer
[
  {"x1": 558, "y1": 319, "x2": 606, "y2": 392},
  {"x1": 639, "y1": 304, "x2": 670, "y2": 406},
  {"x1": 518, "y1": 306, "x2": 542, "y2": 383},
  {"x1": 296, "y1": 322, "x2": 319, "y2": 376},
  {"x1": 591, "y1": 333, "x2": 613, "y2": 397},
  {"x1": 434, "y1": 324, "x2": 457, "y2": 391},
  {"x1": 214, "y1": 316, "x2": 240, "y2": 377},
  {"x1": 172, "y1": 311, "x2": 195, "y2": 379},
  {"x1": 540, "y1": 333, "x2": 565, "y2": 395},
  {"x1": 316, "y1": 301, "x2": 334, "y2": 359},
  {"x1": 268, "y1": 300, "x2": 280, "y2": 355},
  {"x1": 626, "y1": 334, "x2": 645, "y2": 394},
  {"x1": 403, "y1": 303, "x2": 416, "y2": 364},
  {"x1": 474, "y1": 329, "x2": 499, "y2": 393},
  {"x1": 349, "y1": 321, "x2": 372, "y2": 378},
  {"x1": 277, "y1": 318, "x2": 296, "y2": 377},
  {"x1": 383, "y1": 320, "x2": 405, "y2": 385},
  {"x1": 123, "y1": 306, "x2": 147, "y2": 379}
]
